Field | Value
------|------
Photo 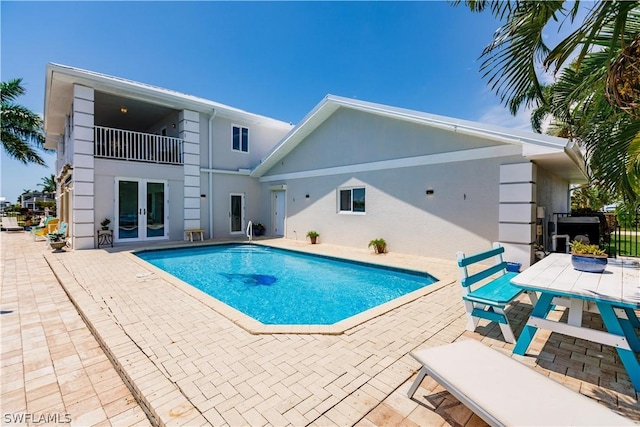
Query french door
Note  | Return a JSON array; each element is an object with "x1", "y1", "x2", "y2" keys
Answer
[{"x1": 116, "y1": 178, "x2": 168, "y2": 242}]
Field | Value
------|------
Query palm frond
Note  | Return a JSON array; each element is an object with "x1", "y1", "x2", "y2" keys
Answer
[
  {"x1": 478, "y1": 2, "x2": 565, "y2": 109},
  {"x1": 0, "y1": 78, "x2": 25, "y2": 103}
]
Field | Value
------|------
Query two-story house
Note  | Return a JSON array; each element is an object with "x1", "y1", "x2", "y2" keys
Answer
[
  {"x1": 44, "y1": 63, "x2": 293, "y2": 250},
  {"x1": 44, "y1": 64, "x2": 587, "y2": 267}
]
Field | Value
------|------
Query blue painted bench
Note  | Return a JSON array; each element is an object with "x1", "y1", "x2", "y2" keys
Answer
[{"x1": 456, "y1": 243, "x2": 536, "y2": 343}]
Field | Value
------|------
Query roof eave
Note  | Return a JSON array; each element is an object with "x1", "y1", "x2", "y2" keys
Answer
[{"x1": 45, "y1": 63, "x2": 291, "y2": 128}]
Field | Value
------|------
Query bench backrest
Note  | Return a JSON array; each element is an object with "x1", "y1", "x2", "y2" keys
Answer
[{"x1": 457, "y1": 243, "x2": 507, "y2": 291}]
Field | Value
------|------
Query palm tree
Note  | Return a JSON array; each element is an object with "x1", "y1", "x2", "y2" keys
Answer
[
  {"x1": 1, "y1": 78, "x2": 47, "y2": 165},
  {"x1": 17, "y1": 188, "x2": 32, "y2": 204},
  {"x1": 455, "y1": 1, "x2": 640, "y2": 202},
  {"x1": 38, "y1": 174, "x2": 56, "y2": 194}
]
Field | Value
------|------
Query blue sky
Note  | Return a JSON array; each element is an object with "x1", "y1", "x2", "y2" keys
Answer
[{"x1": 1, "y1": 1, "x2": 531, "y2": 204}]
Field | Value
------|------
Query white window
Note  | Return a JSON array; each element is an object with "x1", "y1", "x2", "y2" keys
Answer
[
  {"x1": 339, "y1": 187, "x2": 365, "y2": 213},
  {"x1": 232, "y1": 125, "x2": 249, "y2": 152}
]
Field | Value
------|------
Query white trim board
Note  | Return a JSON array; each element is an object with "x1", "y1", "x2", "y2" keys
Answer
[{"x1": 259, "y1": 145, "x2": 521, "y2": 183}]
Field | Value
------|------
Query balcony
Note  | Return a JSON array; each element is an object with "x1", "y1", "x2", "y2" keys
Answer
[{"x1": 94, "y1": 126, "x2": 184, "y2": 165}]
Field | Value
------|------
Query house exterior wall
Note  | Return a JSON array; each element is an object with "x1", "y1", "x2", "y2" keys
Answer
[
  {"x1": 536, "y1": 167, "x2": 570, "y2": 219},
  {"x1": 200, "y1": 114, "x2": 291, "y2": 238},
  {"x1": 208, "y1": 173, "x2": 262, "y2": 238},
  {"x1": 209, "y1": 115, "x2": 290, "y2": 170},
  {"x1": 535, "y1": 166, "x2": 571, "y2": 252},
  {"x1": 146, "y1": 112, "x2": 182, "y2": 138},
  {"x1": 259, "y1": 109, "x2": 532, "y2": 259},
  {"x1": 93, "y1": 160, "x2": 185, "y2": 244}
]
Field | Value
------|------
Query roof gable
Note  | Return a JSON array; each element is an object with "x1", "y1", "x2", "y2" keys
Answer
[{"x1": 251, "y1": 95, "x2": 587, "y2": 182}]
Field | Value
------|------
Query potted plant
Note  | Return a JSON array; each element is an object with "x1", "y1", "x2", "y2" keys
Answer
[
  {"x1": 253, "y1": 223, "x2": 266, "y2": 236},
  {"x1": 48, "y1": 232, "x2": 67, "y2": 252},
  {"x1": 569, "y1": 240, "x2": 608, "y2": 273},
  {"x1": 100, "y1": 218, "x2": 111, "y2": 230},
  {"x1": 306, "y1": 230, "x2": 319, "y2": 244},
  {"x1": 368, "y1": 238, "x2": 387, "y2": 254}
]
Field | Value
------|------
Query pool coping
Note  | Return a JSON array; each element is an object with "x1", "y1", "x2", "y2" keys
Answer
[{"x1": 125, "y1": 240, "x2": 457, "y2": 335}]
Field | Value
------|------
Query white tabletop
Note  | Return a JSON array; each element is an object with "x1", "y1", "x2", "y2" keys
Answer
[{"x1": 511, "y1": 253, "x2": 640, "y2": 308}]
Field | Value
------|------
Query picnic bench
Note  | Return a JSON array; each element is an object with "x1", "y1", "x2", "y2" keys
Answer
[
  {"x1": 457, "y1": 243, "x2": 536, "y2": 343},
  {"x1": 407, "y1": 340, "x2": 632, "y2": 426}
]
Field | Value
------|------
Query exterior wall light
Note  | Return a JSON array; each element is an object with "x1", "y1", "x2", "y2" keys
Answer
[{"x1": 426, "y1": 189, "x2": 435, "y2": 195}]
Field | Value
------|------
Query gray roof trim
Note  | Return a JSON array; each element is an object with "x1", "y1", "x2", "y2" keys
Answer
[{"x1": 251, "y1": 94, "x2": 586, "y2": 179}]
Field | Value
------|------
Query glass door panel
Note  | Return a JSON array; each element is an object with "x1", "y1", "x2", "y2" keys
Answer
[
  {"x1": 116, "y1": 179, "x2": 167, "y2": 242},
  {"x1": 230, "y1": 194, "x2": 243, "y2": 233},
  {"x1": 118, "y1": 180, "x2": 139, "y2": 239},
  {"x1": 146, "y1": 182, "x2": 165, "y2": 238}
]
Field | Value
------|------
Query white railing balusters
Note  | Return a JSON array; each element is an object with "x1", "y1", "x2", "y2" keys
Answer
[{"x1": 94, "y1": 125, "x2": 184, "y2": 165}]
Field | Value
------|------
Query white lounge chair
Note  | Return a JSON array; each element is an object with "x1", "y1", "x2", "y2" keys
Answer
[
  {"x1": 1, "y1": 217, "x2": 24, "y2": 232},
  {"x1": 407, "y1": 340, "x2": 632, "y2": 426}
]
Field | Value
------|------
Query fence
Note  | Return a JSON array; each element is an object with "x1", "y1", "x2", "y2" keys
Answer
[{"x1": 609, "y1": 207, "x2": 639, "y2": 258}]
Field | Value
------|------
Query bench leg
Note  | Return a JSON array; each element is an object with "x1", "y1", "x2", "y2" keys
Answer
[
  {"x1": 597, "y1": 302, "x2": 640, "y2": 391},
  {"x1": 496, "y1": 310, "x2": 516, "y2": 344},
  {"x1": 464, "y1": 301, "x2": 480, "y2": 331},
  {"x1": 526, "y1": 290, "x2": 538, "y2": 306},
  {"x1": 514, "y1": 292, "x2": 554, "y2": 355},
  {"x1": 467, "y1": 302, "x2": 517, "y2": 344},
  {"x1": 407, "y1": 366, "x2": 429, "y2": 399}
]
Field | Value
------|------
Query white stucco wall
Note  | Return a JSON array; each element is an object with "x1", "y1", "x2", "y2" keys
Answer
[
  {"x1": 208, "y1": 173, "x2": 262, "y2": 238},
  {"x1": 209, "y1": 116, "x2": 292, "y2": 171},
  {"x1": 258, "y1": 107, "x2": 535, "y2": 259},
  {"x1": 268, "y1": 156, "x2": 528, "y2": 259}
]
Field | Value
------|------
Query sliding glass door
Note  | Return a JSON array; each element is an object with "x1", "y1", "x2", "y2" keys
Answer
[{"x1": 116, "y1": 178, "x2": 168, "y2": 242}]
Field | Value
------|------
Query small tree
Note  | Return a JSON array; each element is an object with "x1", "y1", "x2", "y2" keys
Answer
[{"x1": 1, "y1": 78, "x2": 48, "y2": 165}]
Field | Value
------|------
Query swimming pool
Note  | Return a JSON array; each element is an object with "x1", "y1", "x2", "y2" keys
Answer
[{"x1": 135, "y1": 244, "x2": 437, "y2": 325}]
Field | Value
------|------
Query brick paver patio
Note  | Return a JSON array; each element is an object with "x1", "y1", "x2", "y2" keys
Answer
[
  {"x1": 1, "y1": 231, "x2": 638, "y2": 426},
  {"x1": 1, "y1": 232, "x2": 149, "y2": 426}
]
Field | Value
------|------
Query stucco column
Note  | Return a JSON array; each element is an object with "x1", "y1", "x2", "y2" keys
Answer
[
  {"x1": 498, "y1": 162, "x2": 537, "y2": 268},
  {"x1": 179, "y1": 110, "x2": 201, "y2": 235},
  {"x1": 71, "y1": 84, "x2": 95, "y2": 249}
]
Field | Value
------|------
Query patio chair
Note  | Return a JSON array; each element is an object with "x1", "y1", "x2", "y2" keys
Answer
[
  {"x1": 1, "y1": 217, "x2": 24, "y2": 232},
  {"x1": 456, "y1": 243, "x2": 537, "y2": 343},
  {"x1": 407, "y1": 340, "x2": 633, "y2": 426},
  {"x1": 32, "y1": 218, "x2": 59, "y2": 240}
]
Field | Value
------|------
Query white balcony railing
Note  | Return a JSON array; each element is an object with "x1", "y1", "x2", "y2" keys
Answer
[{"x1": 94, "y1": 126, "x2": 183, "y2": 164}]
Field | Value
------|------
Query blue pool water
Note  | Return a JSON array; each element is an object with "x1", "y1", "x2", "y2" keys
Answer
[{"x1": 136, "y1": 244, "x2": 437, "y2": 325}]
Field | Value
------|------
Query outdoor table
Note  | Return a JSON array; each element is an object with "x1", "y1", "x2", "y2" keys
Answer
[{"x1": 510, "y1": 253, "x2": 640, "y2": 391}]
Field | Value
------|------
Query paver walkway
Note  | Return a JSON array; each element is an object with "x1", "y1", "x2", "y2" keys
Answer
[
  {"x1": 1, "y1": 232, "x2": 150, "y2": 426},
  {"x1": 2, "y1": 231, "x2": 638, "y2": 426}
]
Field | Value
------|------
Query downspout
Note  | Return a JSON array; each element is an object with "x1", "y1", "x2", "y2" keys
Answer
[{"x1": 208, "y1": 110, "x2": 217, "y2": 238}]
